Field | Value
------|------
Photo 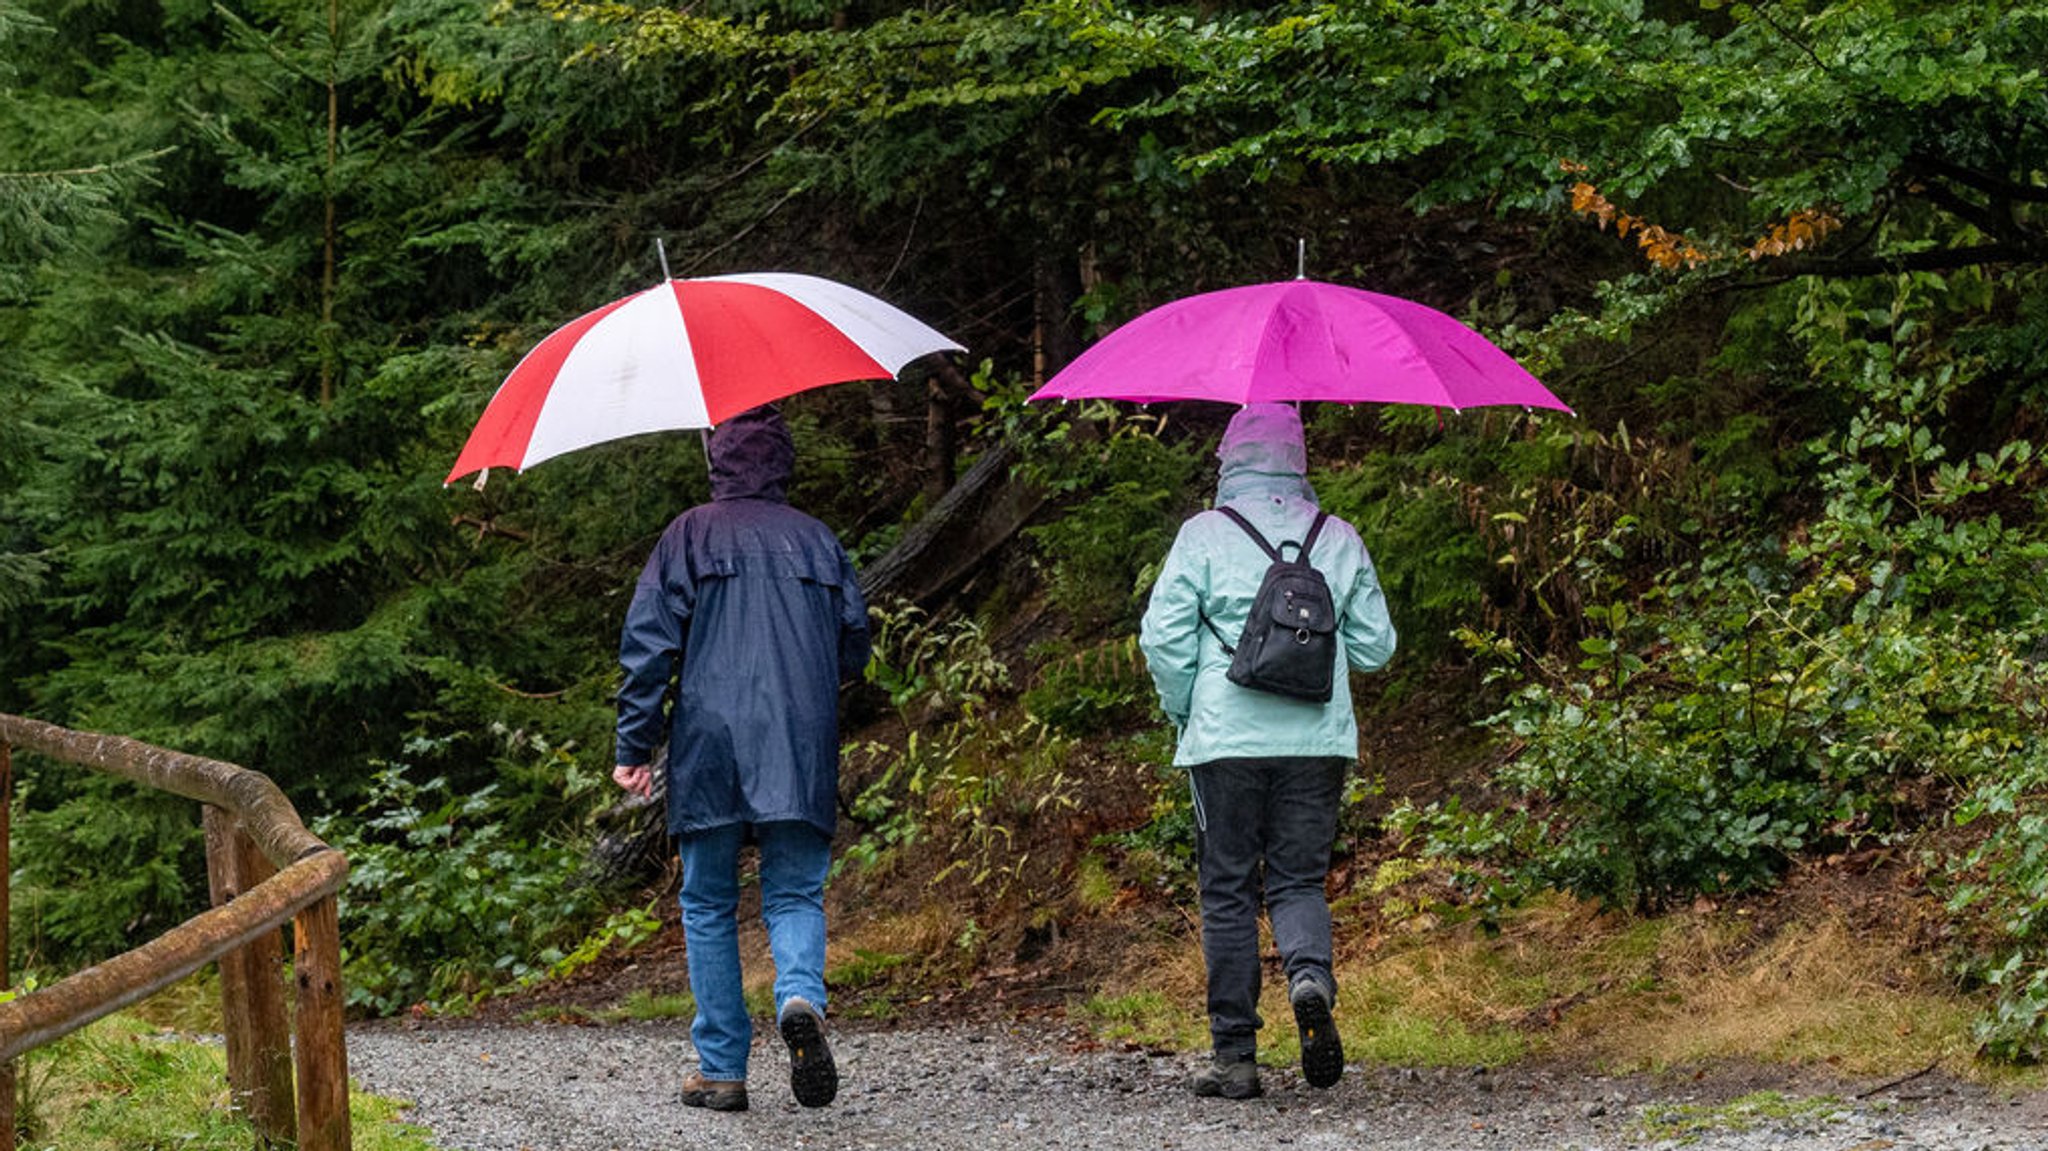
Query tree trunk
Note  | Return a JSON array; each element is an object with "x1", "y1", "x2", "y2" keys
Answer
[
  {"x1": 319, "y1": 0, "x2": 339, "y2": 407},
  {"x1": 857, "y1": 436, "x2": 1041, "y2": 606},
  {"x1": 922, "y1": 359, "x2": 966, "y2": 503}
]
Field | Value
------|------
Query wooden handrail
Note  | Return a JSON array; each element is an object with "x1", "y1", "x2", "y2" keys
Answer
[
  {"x1": 0, "y1": 715, "x2": 328, "y2": 865},
  {"x1": 0, "y1": 850, "x2": 346, "y2": 1061},
  {"x1": 0, "y1": 713, "x2": 352, "y2": 1150}
]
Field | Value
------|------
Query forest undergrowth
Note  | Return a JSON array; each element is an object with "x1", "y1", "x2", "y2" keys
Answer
[{"x1": 487, "y1": 645, "x2": 2015, "y2": 1086}]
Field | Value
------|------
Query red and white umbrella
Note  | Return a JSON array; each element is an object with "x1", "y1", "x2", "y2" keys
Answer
[{"x1": 446, "y1": 272, "x2": 963, "y2": 483}]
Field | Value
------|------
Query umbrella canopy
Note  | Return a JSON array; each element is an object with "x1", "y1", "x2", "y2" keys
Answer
[
  {"x1": 447, "y1": 272, "x2": 963, "y2": 483},
  {"x1": 1028, "y1": 279, "x2": 1569, "y2": 413}
]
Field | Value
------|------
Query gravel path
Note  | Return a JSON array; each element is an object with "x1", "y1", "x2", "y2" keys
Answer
[{"x1": 349, "y1": 1019, "x2": 2048, "y2": 1150}]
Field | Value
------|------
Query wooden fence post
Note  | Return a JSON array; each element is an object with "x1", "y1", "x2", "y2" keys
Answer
[
  {"x1": 202, "y1": 806, "x2": 295, "y2": 1146},
  {"x1": 291, "y1": 893, "x2": 350, "y2": 1151},
  {"x1": 3, "y1": 741, "x2": 15, "y2": 1150}
]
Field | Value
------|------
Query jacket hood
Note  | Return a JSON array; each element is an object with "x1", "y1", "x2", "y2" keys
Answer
[
  {"x1": 1216, "y1": 402, "x2": 1316, "y2": 505},
  {"x1": 709, "y1": 405, "x2": 793, "y2": 502}
]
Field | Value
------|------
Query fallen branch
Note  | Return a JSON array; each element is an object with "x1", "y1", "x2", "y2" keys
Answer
[{"x1": 1854, "y1": 1059, "x2": 1940, "y2": 1099}]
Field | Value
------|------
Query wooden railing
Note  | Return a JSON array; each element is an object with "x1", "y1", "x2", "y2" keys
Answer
[{"x1": 0, "y1": 714, "x2": 352, "y2": 1150}]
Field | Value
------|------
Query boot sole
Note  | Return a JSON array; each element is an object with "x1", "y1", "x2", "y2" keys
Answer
[
  {"x1": 779, "y1": 1007, "x2": 839, "y2": 1107},
  {"x1": 1293, "y1": 991, "x2": 1344, "y2": 1089}
]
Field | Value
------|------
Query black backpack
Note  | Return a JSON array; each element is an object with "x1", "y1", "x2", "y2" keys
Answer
[{"x1": 1199, "y1": 507, "x2": 1338, "y2": 703}]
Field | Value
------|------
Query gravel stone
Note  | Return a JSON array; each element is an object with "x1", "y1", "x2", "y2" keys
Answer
[{"x1": 347, "y1": 1020, "x2": 2048, "y2": 1150}]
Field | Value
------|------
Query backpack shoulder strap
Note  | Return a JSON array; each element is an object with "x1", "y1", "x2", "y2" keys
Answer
[
  {"x1": 1212, "y1": 505, "x2": 1283, "y2": 563},
  {"x1": 1216, "y1": 505, "x2": 1330, "y2": 566},
  {"x1": 1198, "y1": 608, "x2": 1236, "y2": 655},
  {"x1": 1297, "y1": 510, "x2": 1331, "y2": 563}
]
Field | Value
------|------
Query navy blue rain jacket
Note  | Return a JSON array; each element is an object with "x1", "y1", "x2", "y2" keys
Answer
[{"x1": 614, "y1": 409, "x2": 873, "y2": 838}]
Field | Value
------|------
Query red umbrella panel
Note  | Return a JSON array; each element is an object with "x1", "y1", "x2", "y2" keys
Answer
[{"x1": 448, "y1": 272, "x2": 963, "y2": 483}]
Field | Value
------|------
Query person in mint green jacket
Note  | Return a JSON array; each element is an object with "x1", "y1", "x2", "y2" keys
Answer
[{"x1": 1139, "y1": 402, "x2": 1396, "y2": 1100}]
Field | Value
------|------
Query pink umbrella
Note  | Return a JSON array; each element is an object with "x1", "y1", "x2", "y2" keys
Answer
[
  {"x1": 447, "y1": 272, "x2": 963, "y2": 483},
  {"x1": 1028, "y1": 279, "x2": 1570, "y2": 413}
]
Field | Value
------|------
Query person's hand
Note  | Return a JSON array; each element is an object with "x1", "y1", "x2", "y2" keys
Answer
[{"x1": 613, "y1": 764, "x2": 653, "y2": 799}]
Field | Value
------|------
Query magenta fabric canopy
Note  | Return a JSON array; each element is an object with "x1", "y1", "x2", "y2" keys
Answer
[{"x1": 1030, "y1": 279, "x2": 1570, "y2": 413}]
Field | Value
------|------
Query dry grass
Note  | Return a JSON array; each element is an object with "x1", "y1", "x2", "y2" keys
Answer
[
  {"x1": 1555, "y1": 912, "x2": 1979, "y2": 1075},
  {"x1": 799, "y1": 902, "x2": 983, "y2": 1015},
  {"x1": 1333, "y1": 891, "x2": 1983, "y2": 1077},
  {"x1": 1076, "y1": 936, "x2": 1209, "y2": 1050},
  {"x1": 1065, "y1": 884, "x2": 1997, "y2": 1079}
]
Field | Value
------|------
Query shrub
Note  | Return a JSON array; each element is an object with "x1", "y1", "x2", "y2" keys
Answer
[
  {"x1": 8, "y1": 774, "x2": 201, "y2": 967},
  {"x1": 1019, "y1": 412, "x2": 1203, "y2": 631},
  {"x1": 1399, "y1": 270, "x2": 2048, "y2": 1054},
  {"x1": 317, "y1": 746, "x2": 608, "y2": 1015},
  {"x1": 1022, "y1": 636, "x2": 1153, "y2": 736}
]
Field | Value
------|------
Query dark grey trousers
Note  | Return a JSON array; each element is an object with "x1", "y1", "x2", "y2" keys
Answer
[{"x1": 1189, "y1": 755, "x2": 1347, "y2": 1061}]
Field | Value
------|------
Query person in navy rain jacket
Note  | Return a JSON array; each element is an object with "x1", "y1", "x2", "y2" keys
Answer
[{"x1": 612, "y1": 404, "x2": 872, "y2": 1114}]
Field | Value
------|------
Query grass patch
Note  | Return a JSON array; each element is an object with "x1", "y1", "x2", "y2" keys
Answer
[
  {"x1": 1077, "y1": 989, "x2": 1209, "y2": 1049},
  {"x1": 828, "y1": 948, "x2": 910, "y2": 1019},
  {"x1": 12, "y1": 1010, "x2": 439, "y2": 1151},
  {"x1": 1324, "y1": 890, "x2": 1986, "y2": 1076},
  {"x1": 826, "y1": 903, "x2": 984, "y2": 1012},
  {"x1": 605, "y1": 989, "x2": 693, "y2": 1022},
  {"x1": 1340, "y1": 996, "x2": 1528, "y2": 1067},
  {"x1": 1639, "y1": 1090, "x2": 1851, "y2": 1139},
  {"x1": 829, "y1": 947, "x2": 910, "y2": 988},
  {"x1": 1073, "y1": 853, "x2": 1118, "y2": 914}
]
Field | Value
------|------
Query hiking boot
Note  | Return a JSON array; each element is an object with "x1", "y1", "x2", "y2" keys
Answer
[
  {"x1": 1191, "y1": 1055, "x2": 1262, "y2": 1099},
  {"x1": 680, "y1": 1070, "x2": 748, "y2": 1112},
  {"x1": 778, "y1": 997, "x2": 839, "y2": 1107},
  {"x1": 1291, "y1": 976, "x2": 1344, "y2": 1089}
]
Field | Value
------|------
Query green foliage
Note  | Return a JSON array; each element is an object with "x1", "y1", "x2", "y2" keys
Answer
[
  {"x1": 863, "y1": 599, "x2": 1010, "y2": 724},
  {"x1": 842, "y1": 603, "x2": 1013, "y2": 874},
  {"x1": 839, "y1": 730, "x2": 937, "y2": 875},
  {"x1": 1100, "y1": 755, "x2": 1198, "y2": 899},
  {"x1": 1948, "y1": 753, "x2": 2048, "y2": 1063},
  {"x1": 519, "y1": 904, "x2": 664, "y2": 991},
  {"x1": 317, "y1": 753, "x2": 608, "y2": 1014},
  {"x1": 8, "y1": 773, "x2": 201, "y2": 963},
  {"x1": 1400, "y1": 265, "x2": 2048, "y2": 1056},
  {"x1": 1022, "y1": 636, "x2": 1152, "y2": 736},
  {"x1": 845, "y1": 602, "x2": 1087, "y2": 902},
  {"x1": 1023, "y1": 413, "x2": 1204, "y2": 630},
  {"x1": 924, "y1": 715, "x2": 1080, "y2": 898}
]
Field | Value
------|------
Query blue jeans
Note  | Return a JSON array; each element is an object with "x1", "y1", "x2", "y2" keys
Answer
[
  {"x1": 1189, "y1": 756, "x2": 1346, "y2": 1061},
  {"x1": 677, "y1": 820, "x2": 832, "y2": 1080}
]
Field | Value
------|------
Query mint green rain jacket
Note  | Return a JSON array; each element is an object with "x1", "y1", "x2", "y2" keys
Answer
[{"x1": 1138, "y1": 404, "x2": 1397, "y2": 766}]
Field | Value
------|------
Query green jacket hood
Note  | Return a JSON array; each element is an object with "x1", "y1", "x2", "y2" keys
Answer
[{"x1": 1216, "y1": 402, "x2": 1317, "y2": 506}]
